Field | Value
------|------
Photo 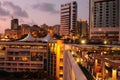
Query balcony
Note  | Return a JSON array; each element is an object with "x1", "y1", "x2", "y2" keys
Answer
[
  {"x1": 64, "y1": 50, "x2": 95, "y2": 80},
  {"x1": 64, "y1": 50, "x2": 87, "y2": 80}
]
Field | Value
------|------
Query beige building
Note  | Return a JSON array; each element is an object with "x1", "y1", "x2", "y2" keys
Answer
[
  {"x1": 48, "y1": 40, "x2": 64, "y2": 80},
  {"x1": 21, "y1": 24, "x2": 31, "y2": 35},
  {"x1": 53, "y1": 25, "x2": 60, "y2": 35},
  {"x1": 0, "y1": 42, "x2": 48, "y2": 72},
  {"x1": 5, "y1": 29, "x2": 21, "y2": 39},
  {"x1": 89, "y1": 0, "x2": 120, "y2": 41}
]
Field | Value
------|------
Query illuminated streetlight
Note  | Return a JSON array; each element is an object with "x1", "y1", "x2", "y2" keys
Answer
[
  {"x1": 81, "y1": 39, "x2": 86, "y2": 44},
  {"x1": 76, "y1": 58, "x2": 80, "y2": 63},
  {"x1": 71, "y1": 51, "x2": 75, "y2": 55},
  {"x1": 103, "y1": 40, "x2": 108, "y2": 45}
]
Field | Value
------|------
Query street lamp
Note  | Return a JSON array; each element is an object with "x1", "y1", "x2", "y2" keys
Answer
[
  {"x1": 103, "y1": 40, "x2": 108, "y2": 45},
  {"x1": 81, "y1": 39, "x2": 86, "y2": 44},
  {"x1": 76, "y1": 58, "x2": 80, "y2": 63}
]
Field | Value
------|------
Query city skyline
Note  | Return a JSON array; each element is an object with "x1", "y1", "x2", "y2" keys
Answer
[{"x1": 0, "y1": 0, "x2": 89, "y2": 33}]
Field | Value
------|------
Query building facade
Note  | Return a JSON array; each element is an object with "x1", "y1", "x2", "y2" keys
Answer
[
  {"x1": 77, "y1": 20, "x2": 89, "y2": 39},
  {"x1": 60, "y1": 1, "x2": 77, "y2": 37},
  {"x1": 89, "y1": 0, "x2": 120, "y2": 41},
  {"x1": 53, "y1": 25, "x2": 60, "y2": 35},
  {"x1": 21, "y1": 24, "x2": 31, "y2": 35},
  {"x1": 0, "y1": 40, "x2": 64, "y2": 79},
  {"x1": 48, "y1": 40, "x2": 64, "y2": 80},
  {"x1": 5, "y1": 29, "x2": 21, "y2": 39},
  {"x1": 0, "y1": 42, "x2": 48, "y2": 73},
  {"x1": 11, "y1": 19, "x2": 19, "y2": 30}
]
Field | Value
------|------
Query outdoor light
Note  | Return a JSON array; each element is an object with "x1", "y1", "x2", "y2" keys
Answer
[
  {"x1": 71, "y1": 51, "x2": 74, "y2": 55},
  {"x1": 81, "y1": 39, "x2": 86, "y2": 44},
  {"x1": 76, "y1": 58, "x2": 80, "y2": 63},
  {"x1": 103, "y1": 40, "x2": 107, "y2": 44}
]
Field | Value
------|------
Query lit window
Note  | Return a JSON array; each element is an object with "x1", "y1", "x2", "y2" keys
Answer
[
  {"x1": 0, "y1": 52, "x2": 5, "y2": 56},
  {"x1": 22, "y1": 57, "x2": 28, "y2": 61}
]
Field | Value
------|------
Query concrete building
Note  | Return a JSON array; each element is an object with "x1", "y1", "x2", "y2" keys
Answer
[
  {"x1": 5, "y1": 18, "x2": 21, "y2": 40},
  {"x1": 77, "y1": 20, "x2": 89, "y2": 39},
  {"x1": 21, "y1": 24, "x2": 31, "y2": 35},
  {"x1": 48, "y1": 40, "x2": 64, "y2": 80},
  {"x1": 53, "y1": 25, "x2": 60, "y2": 35},
  {"x1": 60, "y1": 1, "x2": 77, "y2": 37},
  {"x1": 0, "y1": 37, "x2": 64, "y2": 79},
  {"x1": 5, "y1": 29, "x2": 21, "y2": 39},
  {"x1": 11, "y1": 19, "x2": 19, "y2": 30},
  {"x1": 0, "y1": 42, "x2": 48, "y2": 73},
  {"x1": 89, "y1": 0, "x2": 120, "y2": 41}
]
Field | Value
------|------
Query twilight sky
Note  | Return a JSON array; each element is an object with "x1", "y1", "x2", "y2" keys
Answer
[{"x1": 0, "y1": 0, "x2": 89, "y2": 33}]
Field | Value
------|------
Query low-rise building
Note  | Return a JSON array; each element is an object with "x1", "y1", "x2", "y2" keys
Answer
[{"x1": 0, "y1": 42, "x2": 48, "y2": 73}]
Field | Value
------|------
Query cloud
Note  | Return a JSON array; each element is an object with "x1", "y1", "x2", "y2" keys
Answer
[
  {"x1": 3, "y1": 1, "x2": 29, "y2": 18},
  {"x1": 0, "y1": 18, "x2": 7, "y2": 21},
  {"x1": 32, "y1": 3, "x2": 59, "y2": 14},
  {"x1": 19, "y1": 19, "x2": 24, "y2": 23},
  {"x1": 0, "y1": 2, "x2": 10, "y2": 16},
  {"x1": 28, "y1": 20, "x2": 36, "y2": 26}
]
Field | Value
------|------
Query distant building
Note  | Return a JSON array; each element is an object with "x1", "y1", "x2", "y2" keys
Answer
[
  {"x1": 77, "y1": 20, "x2": 89, "y2": 39},
  {"x1": 60, "y1": 1, "x2": 77, "y2": 36},
  {"x1": 5, "y1": 29, "x2": 21, "y2": 39},
  {"x1": 89, "y1": 0, "x2": 120, "y2": 41},
  {"x1": 40, "y1": 24, "x2": 49, "y2": 30},
  {"x1": 21, "y1": 24, "x2": 31, "y2": 35},
  {"x1": 11, "y1": 19, "x2": 19, "y2": 30},
  {"x1": 31, "y1": 25, "x2": 41, "y2": 37},
  {"x1": 53, "y1": 25, "x2": 60, "y2": 35},
  {"x1": 5, "y1": 18, "x2": 22, "y2": 39}
]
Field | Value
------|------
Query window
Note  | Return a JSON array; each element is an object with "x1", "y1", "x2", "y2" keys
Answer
[{"x1": 0, "y1": 52, "x2": 5, "y2": 56}]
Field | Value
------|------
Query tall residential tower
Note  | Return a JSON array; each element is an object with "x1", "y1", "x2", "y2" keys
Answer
[
  {"x1": 60, "y1": 1, "x2": 77, "y2": 37},
  {"x1": 89, "y1": 0, "x2": 120, "y2": 41},
  {"x1": 11, "y1": 19, "x2": 19, "y2": 30}
]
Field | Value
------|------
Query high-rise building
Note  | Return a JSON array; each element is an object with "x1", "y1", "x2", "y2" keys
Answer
[
  {"x1": 11, "y1": 19, "x2": 19, "y2": 30},
  {"x1": 77, "y1": 20, "x2": 89, "y2": 39},
  {"x1": 60, "y1": 1, "x2": 77, "y2": 36},
  {"x1": 89, "y1": 0, "x2": 120, "y2": 41}
]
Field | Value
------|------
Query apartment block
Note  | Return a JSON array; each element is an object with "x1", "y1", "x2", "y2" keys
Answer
[
  {"x1": 60, "y1": 1, "x2": 77, "y2": 36},
  {"x1": 89, "y1": 0, "x2": 120, "y2": 41}
]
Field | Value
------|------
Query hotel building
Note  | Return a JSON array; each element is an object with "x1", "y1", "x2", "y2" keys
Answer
[
  {"x1": 0, "y1": 38, "x2": 64, "y2": 79},
  {"x1": 0, "y1": 42, "x2": 48, "y2": 72},
  {"x1": 60, "y1": 1, "x2": 77, "y2": 36},
  {"x1": 89, "y1": 0, "x2": 120, "y2": 41}
]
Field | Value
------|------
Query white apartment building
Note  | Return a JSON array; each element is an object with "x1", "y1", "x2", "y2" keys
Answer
[{"x1": 60, "y1": 1, "x2": 77, "y2": 36}]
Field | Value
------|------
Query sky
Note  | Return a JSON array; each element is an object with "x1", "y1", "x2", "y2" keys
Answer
[{"x1": 0, "y1": 0, "x2": 89, "y2": 33}]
